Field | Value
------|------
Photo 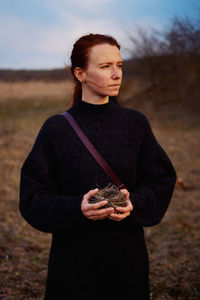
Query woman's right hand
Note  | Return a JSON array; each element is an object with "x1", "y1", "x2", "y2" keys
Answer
[{"x1": 81, "y1": 188, "x2": 114, "y2": 220}]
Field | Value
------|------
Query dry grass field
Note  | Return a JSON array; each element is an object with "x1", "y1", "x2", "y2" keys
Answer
[{"x1": 0, "y1": 80, "x2": 200, "y2": 299}]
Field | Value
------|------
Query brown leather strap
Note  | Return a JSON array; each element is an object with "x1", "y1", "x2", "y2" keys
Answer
[{"x1": 62, "y1": 111, "x2": 126, "y2": 189}]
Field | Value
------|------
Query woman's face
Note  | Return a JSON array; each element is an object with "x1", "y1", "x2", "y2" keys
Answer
[{"x1": 81, "y1": 43, "x2": 123, "y2": 98}]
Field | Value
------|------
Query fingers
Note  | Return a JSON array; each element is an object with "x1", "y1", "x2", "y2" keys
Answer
[
  {"x1": 81, "y1": 188, "x2": 100, "y2": 210},
  {"x1": 115, "y1": 200, "x2": 133, "y2": 213},
  {"x1": 82, "y1": 200, "x2": 108, "y2": 213},
  {"x1": 89, "y1": 207, "x2": 114, "y2": 220},
  {"x1": 92, "y1": 200, "x2": 108, "y2": 210},
  {"x1": 120, "y1": 188, "x2": 130, "y2": 199},
  {"x1": 81, "y1": 188, "x2": 133, "y2": 221},
  {"x1": 108, "y1": 199, "x2": 133, "y2": 222},
  {"x1": 82, "y1": 188, "x2": 99, "y2": 204},
  {"x1": 81, "y1": 188, "x2": 115, "y2": 220},
  {"x1": 108, "y1": 211, "x2": 131, "y2": 221}
]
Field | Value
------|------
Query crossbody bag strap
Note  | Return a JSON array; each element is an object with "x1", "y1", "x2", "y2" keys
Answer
[{"x1": 62, "y1": 111, "x2": 126, "y2": 189}]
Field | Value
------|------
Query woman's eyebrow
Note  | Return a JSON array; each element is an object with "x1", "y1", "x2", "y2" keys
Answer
[{"x1": 98, "y1": 60, "x2": 123, "y2": 66}]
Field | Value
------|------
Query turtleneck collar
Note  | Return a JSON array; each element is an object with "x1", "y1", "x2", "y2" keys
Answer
[{"x1": 69, "y1": 96, "x2": 119, "y2": 116}]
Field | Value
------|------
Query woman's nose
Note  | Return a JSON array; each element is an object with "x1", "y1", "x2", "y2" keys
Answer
[{"x1": 111, "y1": 67, "x2": 121, "y2": 79}]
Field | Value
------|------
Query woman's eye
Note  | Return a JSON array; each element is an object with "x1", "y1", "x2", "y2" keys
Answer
[{"x1": 101, "y1": 64, "x2": 122, "y2": 69}]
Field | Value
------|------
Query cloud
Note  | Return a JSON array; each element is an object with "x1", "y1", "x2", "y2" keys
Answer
[
  {"x1": 44, "y1": 0, "x2": 114, "y2": 14},
  {"x1": 71, "y1": 0, "x2": 114, "y2": 9},
  {"x1": 0, "y1": 10, "x2": 128, "y2": 69},
  {"x1": 73, "y1": 0, "x2": 113, "y2": 3},
  {"x1": 0, "y1": 15, "x2": 47, "y2": 52},
  {"x1": 0, "y1": 15, "x2": 60, "y2": 68},
  {"x1": 35, "y1": 12, "x2": 128, "y2": 65},
  {"x1": 0, "y1": 0, "x2": 168, "y2": 69}
]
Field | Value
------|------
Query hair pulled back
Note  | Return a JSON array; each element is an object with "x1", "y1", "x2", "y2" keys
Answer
[{"x1": 70, "y1": 33, "x2": 120, "y2": 104}]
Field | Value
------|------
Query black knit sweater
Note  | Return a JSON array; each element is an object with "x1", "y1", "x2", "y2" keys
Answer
[
  {"x1": 20, "y1": 96, "x2": 177, "y2": 235},
  {"x1": 19, "y1": 96, "x2": 177, "y2": 299}
]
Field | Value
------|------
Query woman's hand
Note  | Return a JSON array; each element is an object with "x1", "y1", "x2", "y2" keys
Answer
[
  {"x1": 81, "y1": 188, "x2": 115, "y2": 220},
  {"x1": 107, "y1": 189, "x2": 133, "y2": 221}
]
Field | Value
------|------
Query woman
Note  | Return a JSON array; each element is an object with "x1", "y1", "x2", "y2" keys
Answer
[{"x1": 19, "y1": 34, "x2": 177, "y2": 300}]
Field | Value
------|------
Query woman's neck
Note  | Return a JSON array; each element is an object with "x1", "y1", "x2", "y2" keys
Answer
[{"x1": 81, "y1": 90, "x2": 109, "y2": 105}]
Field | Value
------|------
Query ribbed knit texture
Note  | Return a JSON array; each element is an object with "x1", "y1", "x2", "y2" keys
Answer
[{"x1": 19, "y1": 96, "x2": 176, "y2": 300}]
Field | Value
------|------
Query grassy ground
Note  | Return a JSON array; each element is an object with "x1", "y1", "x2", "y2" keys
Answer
[{"x1": 0, "y1": 81, "x2": 199, "y2": 299}]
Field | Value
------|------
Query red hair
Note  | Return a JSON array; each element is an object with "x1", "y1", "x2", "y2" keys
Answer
[{"x1": 70, "y1": 33, "x2": 120, "y2": 104}]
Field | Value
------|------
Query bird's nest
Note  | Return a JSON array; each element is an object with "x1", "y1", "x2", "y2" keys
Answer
[{"x1": 89, "y1": 183, "x2": 127, "y2": 213}]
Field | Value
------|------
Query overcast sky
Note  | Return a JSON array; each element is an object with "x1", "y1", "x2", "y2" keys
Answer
[{"x1": 0, "y1": 0, "x2": 199, "y2": 69}]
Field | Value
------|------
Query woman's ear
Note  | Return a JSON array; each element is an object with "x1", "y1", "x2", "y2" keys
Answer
[{"x1": 74, "y1": 67, "x2": 86, "y2": 83}]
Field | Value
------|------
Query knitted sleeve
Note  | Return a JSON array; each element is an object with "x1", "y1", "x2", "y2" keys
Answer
[
  {"x1": 130, "y1": 118, "x2": 177, "y2": 227},
  {"x1": 19, "y1": 119, "x2": 86, "y2": 233}
]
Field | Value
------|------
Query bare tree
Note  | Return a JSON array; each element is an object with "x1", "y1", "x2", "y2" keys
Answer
[
  {"x1": 124, "y1": 13, "x2": 200, "y2": 113},
  {"x1": 164, "y1": 16, "x2": 200, "y2": 61},
  {"x1": 125, "y1": 26, "x2": 166, "y2": 87}
]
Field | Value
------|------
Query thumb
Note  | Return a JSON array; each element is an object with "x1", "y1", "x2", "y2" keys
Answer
[{"x1": 84, "y1": 188, "x2": 99, "y2": 203}]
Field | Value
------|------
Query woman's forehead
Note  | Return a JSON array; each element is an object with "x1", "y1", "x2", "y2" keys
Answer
[{"x1": 88, "y1": 44, "x2": 122, "y2": 64}]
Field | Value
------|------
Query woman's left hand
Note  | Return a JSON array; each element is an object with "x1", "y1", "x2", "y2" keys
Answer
[{"x1": 107, "y1": 189, "x2": 133, "y2": 221}]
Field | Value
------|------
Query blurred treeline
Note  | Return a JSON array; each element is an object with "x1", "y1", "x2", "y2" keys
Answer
[
  {"x1": 0, "y1": 68, "x2": 71, "y2": 82},
  {"x1": 120, "y1": 14, "x2": 200, "y2": 120}
]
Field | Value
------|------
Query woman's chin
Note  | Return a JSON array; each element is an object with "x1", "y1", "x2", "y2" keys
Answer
[{"x1": 108, "y1": 90, "x2": 120, "y2": 97}]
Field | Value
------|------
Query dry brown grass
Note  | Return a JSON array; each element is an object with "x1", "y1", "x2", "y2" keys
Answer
[
  {"x1": 0, "y1": 80, "x2": 199, "y2": 299},
  {"x1": 0, "y1": 80, "x2": 73, "y2": 102}
]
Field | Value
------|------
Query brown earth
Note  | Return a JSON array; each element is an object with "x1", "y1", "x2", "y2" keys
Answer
[{"x1": 0, "y1": 80, "x2": 199, "y2": 299}]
